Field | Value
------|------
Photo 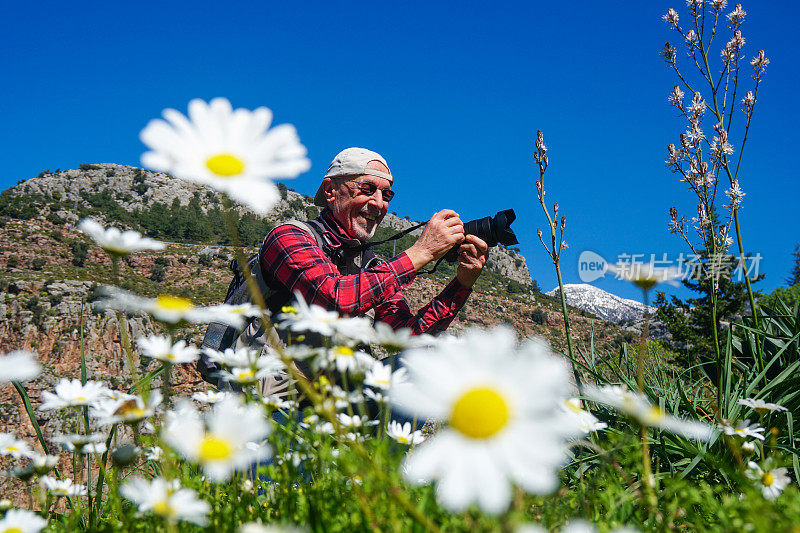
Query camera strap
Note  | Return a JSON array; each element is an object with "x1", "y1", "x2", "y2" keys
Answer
[
  {"x1": 357, "y1": 219, "x2": 447, "y2": 274},
  {"x1": 356, "y1": 220, "x2": 428, "y2": 253}
]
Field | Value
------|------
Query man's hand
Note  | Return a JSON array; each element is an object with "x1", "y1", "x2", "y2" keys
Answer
[
  {"x1": 455, "y1": 234, "x2": 488, "y2": 289},
  {"x1": 405, "y1": 209, "x2": 465, "y2": 271}
]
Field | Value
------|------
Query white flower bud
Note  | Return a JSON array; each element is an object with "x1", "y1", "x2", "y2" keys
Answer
[
  {"x1": 727, "y1": 4, "x2": 746, "y2": 24},
  {"x1": 662, "y1": 8, "x2": 679, "y2": 26},
  {"x1": 751, "y1": 50, "x2": 769, "y2": 73}
]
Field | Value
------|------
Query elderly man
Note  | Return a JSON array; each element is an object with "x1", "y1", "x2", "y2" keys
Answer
[{"x1": 259, "y1": 147, "x2": 488, "y2": 333}]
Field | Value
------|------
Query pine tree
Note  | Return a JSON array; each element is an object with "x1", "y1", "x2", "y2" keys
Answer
[
  {"x1": 655, "y1": 248, "x2": 762, "y2": 382},
  {"x1": 787, "y1": 243, "x2": 800, "y2": 286}
]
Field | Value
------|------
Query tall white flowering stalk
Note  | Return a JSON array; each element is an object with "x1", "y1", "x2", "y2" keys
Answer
[
  {"x1": 662, "y1": 1, "x2": 768, "y2": 378},
  {"x1": 532, "y1": 129, "x2": 577, "y2": 383}
]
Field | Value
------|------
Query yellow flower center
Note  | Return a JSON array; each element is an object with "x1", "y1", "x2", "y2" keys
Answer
[
  {"x1": 565, "y1": 399, "x2": 582, "y2": 413},
  {"x1": 4, "y1": 528, "x2": 24, "y2": 533},
  {"x1": 7, "y1": 445, "x2": 18, "y2": 452},
  {"x1": 450, "y1": 387, "x2": 510, "y2": 439},
  {"x1": 763, "y1": 472, "x2": 775, "y2": 486},
  {"x1": 633, "y1": 277, "x2": 657, "y2": 291},
  {"x1": 205, "y1": 154, "x2": 245, "y2": 177},
  {"x1": 643, "y1": 406, "x2": 666, "y2": 425},
  {"x1": 156, "y1": 295, "x2": 194, "y2": 311},
  {"x1": 75, "y1": 396, "x2": 87, "y2": 403},
  {"x1": 153, "y1": 499, "x2": 174, "y2": 517},
  {"x1": 281, "y1": 305, "x2": 297, "y2": 314},
  {"x1": 236, "y1": 370, "x2": 255, "y2": 383},
  {"x1": 397, "y1": 435, "x2": 409, "y2": 444},
  {"x1": 333, "y1": 346, "x2": 354, "y2": 358},
  {"x1": 199, "y1": 435, "x2": 234, "y2": 461}
]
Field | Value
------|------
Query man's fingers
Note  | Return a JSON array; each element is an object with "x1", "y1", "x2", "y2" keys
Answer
[
  {"x1": 436, "y1": 209, "x2": 460, "y2": 220},
  {"x1": 467, "y1": 234, "x2": 489, "y2": 254}
]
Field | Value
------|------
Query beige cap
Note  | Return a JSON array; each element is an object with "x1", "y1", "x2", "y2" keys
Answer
[{"x1": 313, "y1": 147, "x2": 393, "y2": 207}]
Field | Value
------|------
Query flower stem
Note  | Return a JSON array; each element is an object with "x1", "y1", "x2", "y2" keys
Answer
[{"x1": 636, "y1": 289, "x2": 657, "y2": 513}]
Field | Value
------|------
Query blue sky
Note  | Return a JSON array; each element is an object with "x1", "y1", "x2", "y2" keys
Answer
[{"x1": 2, "y1": 0, "x2": 798, "y2": 301}]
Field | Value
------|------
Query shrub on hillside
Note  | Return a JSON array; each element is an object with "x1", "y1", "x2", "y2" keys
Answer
[
  {"x1": 70, "y1": 241, "x2": 89, "y2": 266},
  {"x1": 150, "y1": 264, "x2": 166, "y2": 282},
  {"x1": 531, "y1": 308, "x2": 547, "y2": 325}
]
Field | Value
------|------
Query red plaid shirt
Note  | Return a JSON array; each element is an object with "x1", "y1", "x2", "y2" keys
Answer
[{"x1": 259, "y1": 210, "x2": 471, "y2": 334}]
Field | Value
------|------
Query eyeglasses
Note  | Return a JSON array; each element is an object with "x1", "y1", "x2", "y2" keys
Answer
[{"x1": 342, "y1": 179, "x2": 395, "y2": 202}]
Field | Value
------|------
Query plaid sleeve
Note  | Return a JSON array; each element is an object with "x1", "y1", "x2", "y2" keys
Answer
[
  {"x1": 260, "y1": 224, "x2": 417, "y2": 315},
  {"x1": 374, "y1": 277, "x2": 472, "y2": 335}
]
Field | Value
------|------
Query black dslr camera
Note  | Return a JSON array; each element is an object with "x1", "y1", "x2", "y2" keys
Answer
[{"x1": 444, "y1": 209, "x2": 519, "y2": 262}]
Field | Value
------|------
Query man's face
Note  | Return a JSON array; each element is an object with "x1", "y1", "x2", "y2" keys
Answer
[{"x1": 325, "y1": 160, "x2": 392, "y2": 242}]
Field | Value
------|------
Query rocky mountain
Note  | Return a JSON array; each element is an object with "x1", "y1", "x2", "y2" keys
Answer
[
  {"x1": 5, "y1": 163, "x2": 532, "y2": 286},
  {"x1": 546, "y1": 283, "x2": 652, "y2": 323},
  {"x1": 546, "y1": 283, "x2": 670, "y2": 339}
]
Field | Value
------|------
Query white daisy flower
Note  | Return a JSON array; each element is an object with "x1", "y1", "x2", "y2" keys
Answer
[
  {"x1": 337, "y1": 413, "x2": 377, "y2": 429},
  {"x1": 120, "y1": 476, "x2": 210, "y2": 526},
  {"x1": 213, "y1": 302, "x2": 265, "y2": 320},
  {"x1": 318, "y1": 345, "x2": 374, "y2": 375},
  {"x1": 213, "y1": 349, "x2": 284, "y2": 385},
  {"x1": 203, "y1": 346, "x2": 283, "y2": 373},
  {"x1": 561, "y1": 398, "x2": 608, "y2": 435},
  {"x1": 364, "y1": 387, "x2": 386, "y2": 403},
  {"x1": 738, "y1": 398, "x2": 788, "y2": 414},
  {"x1": 140, "y1": 97, "x2": 311, "y2": 215},
  {"x1": 607, "y1": 262, "x2": 682, "y2": 290},
  {"x1": 78, "y1": 218, "x2": 164, "y2": 256},
  {"x1": 104, "y1": 389, "x2": 137, "y2": 401},
  {"x1": 391, "y1": 326, "x2": 582, "y2": 514},
  {"x1": 387, "y1": 421, "x2": 425, "y2": 445},
  {"x1": 0, "y1": 350, "x2": 40, "y2": 383},
  {"x1": 79, "y1": 442, "x2": 108, "y2": 455},
  {"x1": 0, "y1": 432, "x2": 34, "y2": 459},
  {"x1": 278, "y1": 293, "x2": 341, "y2": 337},
  {"x1": 331, "y1": 316, "x2": 376, "y2": 345},
  {"x1": 584, "y1": 385, "x2": 715, "y2": 441},
  {"x1": 144, "y1": 446, "x2": 164, "y2": 462},
  {"x1": 741, "y1": 440, "x2": 757, "y2": 455},
  {"x1": 372, "y1": 323, "x2": 414, "y2": 352},
  {"x1": 720, "y1": 419, "x2": 765, "y2": 440},
  {"x1": 220, "y1": 367, "x2": 270, "y2": 385},
  {"x1": 0, "y1": 508, "x2": 48, "y2": 533},
  {"x1": 40, "y1": 476, "x2": 87, "y2": 497},
  {"x1": 30, "y1": 453, "x2": 60, "y2": 474},
  {"x1": 93, "y1": 286, "x2": 246, "y2": 327},
  {"x1": 137, "y1": 335, "x2": 200, "y2": 364},
  {"x1": 192, "y1": 391, "x2": 234, "y2": 404},
  {"x1": 162, "y1": 396, "x2": 271, "y2": 482},
  {"x1": 52, "y1": 432, "x2": 107, "y2": 452},
  {"x1": 89, "y1": 391, "x2": 162, "y2": 425},
  {"x1": 39, "y1": 379, "x2": 109, "y2": 411},
  {"x1": 261, "y1": 394, "x2": 297, "y2": 410},
  {"x1": 364, "y1": 361, "x2": 407, "y2": 390},
  {"x1": 747, "y1": 461, "x2": 791, "y2": 500}
]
